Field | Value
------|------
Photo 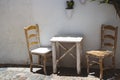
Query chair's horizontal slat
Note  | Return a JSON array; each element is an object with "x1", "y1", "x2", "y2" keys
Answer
[
  {"x1": 103, "y1": 25, "x2": 116, "y2": 30},
  {"x1": 29, "y1": 41, "x2": 39, "y2": 47},
  {"x1": 89, "y1": 62, "x2": 99, "y2": 66},
  {"x1": 92, "y1": 61, "x2": 100, "y2": 64},
  {"x1": 25, "y1": 26, "x2": 37, "y2": 30},
  {"x1": 104, "y1": 43, "x2": 114, "y2": 47},
  {"x1": 104, "y1": 35, "x2": 115, "y2": 40},
  {"x1": 28, "y1": 34, "x2": 37, "y2": 39}
]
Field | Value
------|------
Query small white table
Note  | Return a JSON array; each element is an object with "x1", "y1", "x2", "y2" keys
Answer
[{"x1": 50, "y1": 35, "x2": 83, "y2": 74}]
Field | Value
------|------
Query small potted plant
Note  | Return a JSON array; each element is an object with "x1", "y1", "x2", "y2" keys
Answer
[
  {"x1": 66, "y1": 0, "x2": 74, "y2": 9},
  {"x1": 65, "y1": 0, "x2": 74, "y2": 18}
]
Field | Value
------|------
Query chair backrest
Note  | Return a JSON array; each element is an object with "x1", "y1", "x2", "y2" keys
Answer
[
  {"x1": 24, "y1": 24, "x2": 40, "y2": 51},
  {"x1": 101, "y1": 24, "x2": 118, "y2": 55}
]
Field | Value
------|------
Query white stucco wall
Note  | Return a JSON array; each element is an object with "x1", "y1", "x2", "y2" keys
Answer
[{"x1": 0, "y1": 0, "x2": 120, "y2": 68}]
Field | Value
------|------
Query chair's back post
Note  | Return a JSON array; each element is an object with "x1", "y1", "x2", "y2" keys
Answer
[
  {"x1": 114, "y1": 26, "x2": 118, "y2": 55},
  {"x1": 24, "y1": 28, "x2": 29, "y2": 51},
  {"x1": 36, "y1": 24, "x2": 40, "y2": 47},
  {"x1": 101, "y1": 24, "x2": 104, "y2": 49},
  {"x1": 24, "y1": 27, "x2": 32, "y2": 59}
]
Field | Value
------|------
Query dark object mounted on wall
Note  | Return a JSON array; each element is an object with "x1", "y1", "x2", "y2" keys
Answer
[
  {"x1": 113, "y1": 0, "x2": 120, "y2": 18},
  {"x1": 66, "y1": 0, "x2": 74, "y2": 9}
]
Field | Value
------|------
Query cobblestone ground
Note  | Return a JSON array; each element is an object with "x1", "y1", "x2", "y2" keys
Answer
[{"x1": 0, "y1": 67, "x2": 120, "y2": 80}]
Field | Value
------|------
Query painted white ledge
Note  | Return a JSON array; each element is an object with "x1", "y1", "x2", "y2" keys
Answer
[{"x1": 65, "y1": 9, "x2": 73, "y2": 19}]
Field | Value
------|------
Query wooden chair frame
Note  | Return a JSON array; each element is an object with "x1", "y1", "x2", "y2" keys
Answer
[
  {"x1": 86, "y1": 24, "x2": 118, "y2": 80},
  {"x1": 24, "y1": 24, "x2": 51, "y2": 74}
]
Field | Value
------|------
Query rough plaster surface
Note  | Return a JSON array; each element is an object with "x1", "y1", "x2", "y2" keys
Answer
[{"x1": 0, "y1": 0, "x2": 120, "y2": 68}]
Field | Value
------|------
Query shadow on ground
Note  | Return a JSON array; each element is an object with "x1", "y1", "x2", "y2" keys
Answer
[{"x1": 35, "y1": 67, "x2": 120, "y2": 80}]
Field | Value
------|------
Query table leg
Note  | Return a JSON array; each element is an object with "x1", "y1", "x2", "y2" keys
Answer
[
  {"x1": 56, "y1": 42, "x2": 60, "y2": 67},
  {"x1": 76, "y1": 42, "x2": 81, "y2": 74},
  {"x1": 52, "y1": 42, "x2": 57, "y2": 73}
]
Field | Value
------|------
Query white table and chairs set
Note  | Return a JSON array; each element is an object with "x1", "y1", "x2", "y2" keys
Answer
[
  {"x1": 50, "y1": 34, "x2": 83, "y2": 74},
  {"x1": 24, "y1": 24, "x2": 83, "y2": 75}
]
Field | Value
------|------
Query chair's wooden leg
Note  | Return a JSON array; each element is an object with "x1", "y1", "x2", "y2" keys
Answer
[
  {"x1": 112, "y1": 56, "x2": 115, "y2": 69},
  {"x1": 99, "y1": 58, "x2": 103, "y2": 80},
  {"x1": 30, "y1": 54, "x2": 33, "y2": 72},
  {"x1": 38, "y1": 55, "x2": 41, "y2": 65},
  {"x1": 86, "y1": 55, "x2": 89, "y2": 74},
  {"x1": 43, "y1": 55, "x2": 47, "y2": 74}
]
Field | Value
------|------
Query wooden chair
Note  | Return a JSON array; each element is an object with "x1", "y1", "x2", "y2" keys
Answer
[
  {"x1": 86, "y1": 24, "x2": 118, "y2": 80},
  {"x1": 24, "y1": 24, "x2": 51, "y2": 74}
]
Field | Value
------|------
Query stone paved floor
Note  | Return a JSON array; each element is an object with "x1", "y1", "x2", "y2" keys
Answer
[{"x1": 0, "y1": 67, "x2": 120, "y2": 80}]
